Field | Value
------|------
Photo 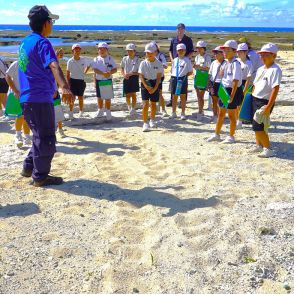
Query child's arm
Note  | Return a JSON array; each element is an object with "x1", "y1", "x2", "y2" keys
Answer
[
  {"x1": 262, "y1": 86, "x2": 279, "y2": 116},
  {"x1": 66, "y1": 70, "x2": 71, "y2": 87},
  {"x1": 5, "y1": 74, "x2": 19, "y2": 98},
  {"x1": 139, "y1": 74, "x2": 152, "y2": 91},
  {"x1": 150, "y1": 72, "x2": 162, "y2": 94}
]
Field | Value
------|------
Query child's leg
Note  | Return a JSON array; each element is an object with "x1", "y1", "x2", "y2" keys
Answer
[
  {"x1": 131, "y1": 93, "x2": 137, "y2": 109},
  {"x1": 215, "y1": 108, "x2": 227, "y2": 135},
  {"x1": 196, "y1": 89, "x2": 205, "y2": 113},
  {"x1": 105, "y1": 99, "x2": 111, "y2": 110},
  {"x1": 57, "y1": 121, "x2": 63, "y2": 130},
  {"x1": 172, "y1": 95, "x2": 178, "y2": 113},
  {"x1": 15, "y1": 116, "x2": 24, "y2": 132},
  {"x1": 180, "y1": 94, "x2": 186, "y2": 113},
  {"x1": 23, "y1": 119, "x2": 30, "y2": 135},
  {"x1": 126, "y1": 93, "x2": 131, "y2": 109},
  {"x1": 212, "y1": 96, "x2": 219, "y2": 117},
  {"x1": 160, "y1": 91, "x2": 166, "y2": 111},
  {"x1": 150, "y1": 101, "x2": 157, "y2": 120},
  {"x1": 78, "y1": 96, "x2": 84, "y2": 112},
  {"x1": 0, "y1": 93, "x2": 7, "y2": 108},
  {"x1": 227, "y1": 109, "x2": 237, "y2": 137},
  {"x1": 69, "y1": 96, "x2": 76, "y2": 112},
  {"x1": 142, "y1": 100, "x2": 149, "y2": 123},
  {"x1": 97, "y1": 97, "x2": 103, "y2": 109},
  {"x1": 255, "y1": 131, "x2": 270, "y2": 149}
]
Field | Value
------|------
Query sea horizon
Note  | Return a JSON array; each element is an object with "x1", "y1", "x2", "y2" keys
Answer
[{"x1": 0, "y1": 24, "x2": 294, "y2": 33}]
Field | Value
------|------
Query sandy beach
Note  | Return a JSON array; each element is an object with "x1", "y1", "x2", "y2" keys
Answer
[{"x1": 0, "y1": 31, "x2": 294, "y2": 293}]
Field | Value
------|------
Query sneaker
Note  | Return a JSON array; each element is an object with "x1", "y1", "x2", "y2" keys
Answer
[
  {"x1": 23, "y1": 135, "x2": 32, "y2": 146},
  {"x1": 222, "y1": 135, "x2": 235, "y2": 144},
  {"x1": 142, "y1": 123, "x2": 149, "y2": 132},
  {"x1": 21, "y1": 168, "x2": 32, "y2": 177},
  {"x1": 68, "y1": 111, "x2": 74, "y2": 120},
  {"x1": 149, "y1": 120, "x2": 157, "y2": 128},
  {"x1": 236, "y1": 120, "x2": 243, "y2": 129},
  {"x1": 15, "y1": 134, "x2": 23, "y2": 148},
  {"x1": 169, "y1": 112, "x2": 177, "y2": 119},
  {"x1": 105, "y1": 110, "x2": 112, "y2": 121},
  {"x1": 250, "y1": 145, "x2": 263, "y2": 153},
  {"x1": 258, "y1": 148, "x2": 274, "y2": 158},
  {"x1": 78, "y1": 111, "x2": 85, "y2": 118},
  {"x1": 58, "y1": 129, "x2": 66, "y2": 138},
  {"x1": 207, "y1": 134, "x2": 221, "y2": 142},
  {"x1": 161, "y1": 110, "x2": 169, "y2": 118},
  {"x1": 32, "y1": 175, "x2": 63, "y2": 187},
  {"x1": 95, "y1": 109, "x2": 104, "y2": 118},
  {"x1": 180, "y1": 113, "x2": 187, "y2": 120}
]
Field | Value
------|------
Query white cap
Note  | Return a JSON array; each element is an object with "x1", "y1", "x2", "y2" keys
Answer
[
  {"x1": 144, "y1": 43, "x2": 157, "y2": 53},
  {"x1": 220, "y1": 40, "x2": 238, "y2": 50},
  {"x1": 176, "y1": 43, "x2": 186, "y2": 51},
  {"x1": 212, "y1": 46, "x2": 223, "y2": 53},
  {"x1": 196, "y1": 40, "x2": 207, "y2": 48},
  {"x1": 72, "y1": 43, "x2": 81, "y2": 50},
  {"x1": 257, "y1": 43, "x2": 278, "y2": 54},
  {"x1": 126, "y1": 43, "x2": 136, "y2": 51},
  {"x1": 237, "y1": 43, "x2": 248, "y2": 51},
  {"x1": 97, "y1": 42, "x2": 109, "y2": 49}
]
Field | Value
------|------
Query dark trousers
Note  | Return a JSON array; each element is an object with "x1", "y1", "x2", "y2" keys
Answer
[{"x1": 21, "y1": 102, "x2": 56, "y2": 181}]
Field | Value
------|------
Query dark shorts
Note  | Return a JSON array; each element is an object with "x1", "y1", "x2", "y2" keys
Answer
[
  {"x1": 123, "y1": 75, "x2": 139, "y2": 95},
  {"x1": 212, "y1": 82, "x2": 220, "y2": 97},
  {"x1": 171, "y1": 76, "x2": 188, "y2": 95},
  {"x1": 0, "y1": 78, "x2": 9, "y2": 94},
  {"x1": 159, "y1": 76, "x2": 164, "y2": 91},
  {"x1": 218, "y1": 86, "x2": 244, "y2": 110},
  {"x1": 70, "y1": 78, "x2": 86, "y2": 97},
  {"x1": 252, "y1": 96, "x2": 274, "y2": 132},
  {"x1": 141, "y1": 79, "x2": 160, "y2": 102}
]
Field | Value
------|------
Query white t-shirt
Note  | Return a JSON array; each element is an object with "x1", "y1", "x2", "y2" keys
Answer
[
  {"x1": 90, "y1": 55, "x2": 117, "y2": 80},
  {"x1": 67, "y1": 57, "x2": 89, "y2": 80},
  {"x1": 194, "y1": 53, "x2": 211, "y2": 68},
  {"x1": 138, "y1": 59, "x2": 163, "y2": 80},
  {"x1": 209, "y1": 60, "x2": 226, "y2": 83},
  {"x1": 248, "y1": 49, "x2": 263, "y2": 79},
  {"x1": 221, "y1": 58, "x2": 242, "y2": 88},
  {"x1": 238, "y1": 58, "x2": 253, "y2": 82},
  {"x1": 120, "y1": 56, "x2": 140, "y2": 74},
  {"x1": 252, "y1": 63, "x2": 282, "y2": 101},
  {"x1": 0, "y1": 58, "x2": 8, "y2": 78},
  {"x1": 171, "y1": 57, "x2": 193, "y2": 77},
  {"x1": 6, "y1": 61, "x2": 19, "y2": 91}
]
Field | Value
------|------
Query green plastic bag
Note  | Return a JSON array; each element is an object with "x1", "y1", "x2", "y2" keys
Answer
[
  {"x1": 53, "y1": 98, "x2": 61, "y2": 106},
  {"x1": 217, "y1": 83, "x2": 230, "y2": 108},
  {"x1": 5, "y1": 92, "x2": 22, "y2": 118},
  {"x1": 194, "y1": 69, "x2": 209, "y2": 90}
]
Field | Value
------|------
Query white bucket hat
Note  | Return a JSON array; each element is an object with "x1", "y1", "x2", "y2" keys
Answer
[
  {"x1": 126, "y1": 43, "x2": 136, "y2": 51},
  {"x1": 196, "y1": 40, "x2": 207, "y2": 48},
  {"x1": 220, "y1": 40, "x2": 238, "y2": 50},
  {"x1": 144, "y1": 43, "x2": 157, "y2": 53},
  {"x1": 97, "y1": 42, "x2": 109, "y2": 49},
  {"x1": 237, "y1": 43, "x2": 249, "y2": 51},
  {"x1": 176, "y1": 43, "x2": 186, "y2": 51},
  {"x1": 257, "y1": 43, "x2": 278, "y2": 54}
]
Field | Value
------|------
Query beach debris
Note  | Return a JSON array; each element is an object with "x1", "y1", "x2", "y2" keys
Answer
[
  {"x1": 259, "y1": 227, "x2": 277, "y2": 235},
  {"x1": 133, "y1": 288, "x2": 140, "y2": 293},
  {"x1": 243, "y1": 257, "x2": 257, "y2": 263},
  {"x1": 150, "y1": 252, "x2": 155, "y2": 266},
  {"x1": 283, "y1": 282, "x2": 291, "y2": 291}
]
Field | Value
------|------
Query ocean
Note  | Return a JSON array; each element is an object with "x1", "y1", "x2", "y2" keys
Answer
[{"x1": 0, "y1": 24, "x2": 294, "y2": 33}]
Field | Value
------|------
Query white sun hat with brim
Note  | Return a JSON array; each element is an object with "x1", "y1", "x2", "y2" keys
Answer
[
  {"x1": 144, "y1": 43, "x2": 157, "y2": 53},
  {"x1": 257, "y1": 43, "x2": 278, "y2": 54},
  {"x1": 176, "y1": 43, "x2": 186, "y2": 51},
  {"x1": 212, "y1": 46, "x2": 223, "y2": 53},
  {"x1": 72, "y1": 44, "x2": 81, "y2": 50},
  {"x1": 220, "y1": 40, "x2": 238, "y2": 50},
  {"x1": 126, "y1": 43, "x2": 136, "y2": 51},
  {"x1": 196, "y1": 40, "x2": 207, "y2": 48},
  {"x1": 97, "y1": 42, "x2": 109, "y2": 49},
  {"x1": 237, "y1": 43, "x2": 249, "y2": 51}
]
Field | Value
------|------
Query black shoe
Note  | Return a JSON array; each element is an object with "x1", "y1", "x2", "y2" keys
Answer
[
  {"x1": 21, "y1": 169, "x2": 32, "y2": 177},
  {"x1": 166, "y1": 101, "x2": 172, "y2": 107},
  {"x1": 33, "y1": 175, "x2": 63, "y2": 187}
]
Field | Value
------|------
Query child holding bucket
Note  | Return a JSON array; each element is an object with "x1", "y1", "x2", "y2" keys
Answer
[
  {"x1": 138, "y1": 43, "x2": 163, "y2": 132},
  {"x1": 5, "y1": 60, "x2": 31, "y2": 148},
  {"x1": 170, "y1": 43, "x2": 193, "y2": 120},
  {"x1": 121, "y1": 43, "x2": 140, "y2": 117},
  {"x1": 86, "y1": 42, "x2": 117, "y2": 121},
  {"x1": 194, "y1": 40, "x2": 211, "y2": 121},
  {"x1": 207, "y1": 40, "x2": 243, "y2": 144},
  {"x1": 251, "y1": 43, "x2": 282, "y2": 158},
  {"x1": 236, "y1": 43, "x2": 253, "y2": 128}
]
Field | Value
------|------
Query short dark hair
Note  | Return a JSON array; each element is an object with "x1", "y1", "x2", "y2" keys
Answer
[{"x1": 29, "y1": 18, "x2": 49, "y2": 33}]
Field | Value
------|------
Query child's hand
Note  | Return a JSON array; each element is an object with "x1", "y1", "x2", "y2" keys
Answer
[
  {"x1": 14, "y1": 90, "x2": 20, "y2": 99},
  {"x1": 148, "y1": 87, "x2": 156, "y2": 94},
  {"x1": 124, "y1": 73, "x2": 130, "y2": 80}
]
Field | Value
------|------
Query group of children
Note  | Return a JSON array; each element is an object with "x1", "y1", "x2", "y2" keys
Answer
[{"x1": 0, "y1": 37, "x2": 282, "y2": 158}]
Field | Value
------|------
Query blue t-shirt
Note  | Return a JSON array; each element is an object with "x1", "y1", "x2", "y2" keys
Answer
[{"x1": 18, "y1": 32, "x2": 57, "y2": 103}]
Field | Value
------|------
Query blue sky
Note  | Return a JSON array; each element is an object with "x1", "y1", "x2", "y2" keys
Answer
[{"x1": 0, "y1": 0, "x2": 293, "y2": 27}]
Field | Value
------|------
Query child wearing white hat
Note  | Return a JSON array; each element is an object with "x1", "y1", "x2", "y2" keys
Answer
[
  {"x1": 121, "y1": 43, "x2": 140, "y2": 117},
  {"x1": 251, "y1": 43, "x2": 282, "y2": 158},
  {"x1": 170, "y1": 43, "x2": 193, "y2": 120},
  {"x1": 194, "y1": 40, "x2": 211, "y2": 121},
  {"x1": 138, "y1": 42, "x2": 163, "y2": 132},
  {"x1": 66, "y1": 44, "x2": 88, "y2": 119},
  {"x1": 207, "y1": 40, "x2": 243, "y2": 144},
  {"x1": 86, "y1": 42, "x2": 117, "y2": 120}
]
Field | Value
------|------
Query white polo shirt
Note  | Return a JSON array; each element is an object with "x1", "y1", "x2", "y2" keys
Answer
[
  {"x1": 252, "y1": 63, "x2": 282, "y2": 101},
  {"x1": 120, "y1": 56, "x2": 140, "y2": 74},
  {"x1": 238, "y1": 58, "x2": 253, "y2": 82},
  {"x1": 194, "y1": 53, "x2": 211, "y2": 68},
  {"x1": 221, "y1": 58, "x2": 242, "y2": 88},
  {"x1": 90, "y1": 55, "x2": 117, "y2": 80},
  {"x1": 138, "y1": 59, "x2": 163, "y2": 80},
  {"x1": 67, "y1": 57, "x2": 89, "y2": 80},
  {"x1": 6, "y1": 61, "x2": 19, "y2": 90},
  {"x1": 171, "y1": 57, "x2": 193, "y2": 78},
  {"x1": 209, "y1": 60, "x2": 226, "y2": 83}
]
